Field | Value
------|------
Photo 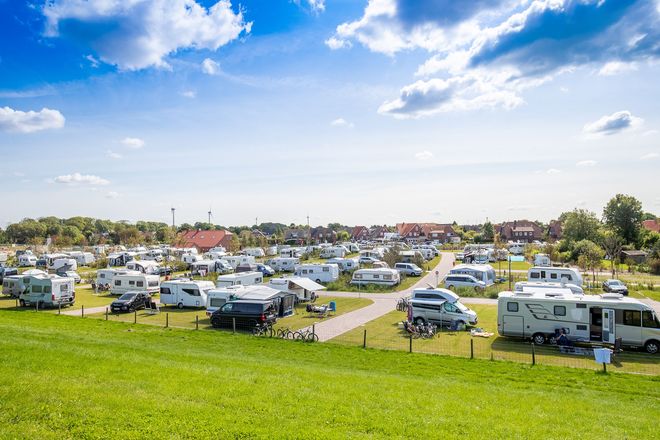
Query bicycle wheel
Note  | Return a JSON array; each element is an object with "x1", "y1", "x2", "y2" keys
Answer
[
  {"x1": 251, "y1": 327, "x2": 260, "y2": 336},
  {"x1": 293, "y1": 331, "x2": 303, "y2": 340},
  {"x1": 286, "y1": 330, "x2": 295, "y2": 340},
  {"x1": 307, "y1": 333, "x2": 319, "y2": 343},
  {"x1": 267, "y1": 326, "x2": 274, "y2": 338}
]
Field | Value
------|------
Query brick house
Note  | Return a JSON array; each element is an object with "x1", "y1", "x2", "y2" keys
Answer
[
  {"x1": 179, "y1": 229, "x2": 233, "y2": 252},
  {"x1": 547, "y1": 220, "x2": 563, "y2": 241},
  {"x1": 351, "y1": 226, "x2": 369, "y2": 241},
  {"x1": 497, "y1": 220, "x2": 544, "y2": 243},
  {"x1": 284, "y1": 228, "x2": 307, "y2": 244},
  {"x1": 310, "y1": 227, "x2": 337, "y2": 243},
  {"x1": 396, "y1": 222, "x2": 456, "y2": 243},
  {"x1": 642, "y1": 219, "x2": 660, "y2": 233}
]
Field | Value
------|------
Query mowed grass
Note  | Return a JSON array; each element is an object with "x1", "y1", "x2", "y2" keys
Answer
[
  {"x1": 0, "y1": 313, "x2": 658, "y2": 439},
  {"x1": 331, "y1": 305, "x2": 660, "y2": 375}
]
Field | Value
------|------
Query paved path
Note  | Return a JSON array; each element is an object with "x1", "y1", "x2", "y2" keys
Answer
[
  {"x1": 310, "y1": 252, "x2": 456, "y2": 341},
  {"x1": 61, "y1": 305, "x2": 109, "y2": 316}
]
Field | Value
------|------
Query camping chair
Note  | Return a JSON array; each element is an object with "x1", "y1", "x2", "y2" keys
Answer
[{"x1": 145, "y1": 300, "x2": 160, "y2": 315}]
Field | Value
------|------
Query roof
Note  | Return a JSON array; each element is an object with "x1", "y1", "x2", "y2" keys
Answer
[
  {"x1": 271, "y1": 277, "x2": 327, "y2": 292},
  {"x1": 621, "y1": 250, "x2": 648, "y2": 257},
  {"x1": 642, "y1": 219, "x2": 660, "y2": 232},
  {"x1": 179, "y1": 229, "x2": 233, "y2": 249}
]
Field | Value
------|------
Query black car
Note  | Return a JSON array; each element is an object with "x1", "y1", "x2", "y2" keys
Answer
[
  {"x1": 110, "y1": 291, "x2": 151, "y2": 313},
  {"x1": 210, "y1": 300, "x2": 277, "y2": 330},
  {"x1": 156, "y1": 266, "x2": 173, "y2": 276}
]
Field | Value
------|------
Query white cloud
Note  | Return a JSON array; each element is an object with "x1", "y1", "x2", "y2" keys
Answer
[
  {"x1": 43, "y1": 0, "x2": 251, "y2": 71},
  {"x1": 576, "y1": 160, "x2": 597, "y2": 167},
  {"x1": 201, "y1": 58, "x2": 220, "y2": 75},
  {"x1": 414, "y1": 150, "x2": 433, "y2": 161},
  {"x1": 106, "y1": 191, "x2": 120, "y2": 199},
  {"x1": 642, "y1": 129, "x2": 658, "y2": 137},
  {"x1": 583, "y1": 111, "x2": 643, "y2": 136},
  {"x1": 598, "y1": 61, "x2": 638, "y2": 76},
  {"x1": 641, "y1": 152, "x2": 659, "y2": 160},
  {"x1": 181, "y1": 90, "x2": 197, "y2": 98},
  {"x1": 54, "y1": 173, "x2": 110, "y2": 186},
  {"x1": 325, "y1": 37, "x2": 351, "y2": 50},
  {"x1": 559, "y1": 86, "x2": 569, "y2": 93},
  {"x1": 330, "y1": 117, "x2": 354, "y2": 128},
  {"x1": 85, "y1": 54, "x2": 100, "y2": 68},
  {"x1": 106, "y1": 150, "x2": 122, "y2": 160},
  {"x1": 546, "y1": 168, "x2": 562, "y2": 175},
  {"x1": 0, "y1": 106, "x2": 65, "y2": 133},
  {"x1": 121, "y1": 137, "x2": 145, "y2": 149}
]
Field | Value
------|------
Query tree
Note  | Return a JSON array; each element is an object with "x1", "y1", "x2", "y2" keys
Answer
[
  {"x1": 118, "y1": 227, "x2": 142, "y2": 246},
  {"x1": 156, "y1": 226, "x2": 175, "y2": 243},
  {"x1": 561, "y1": 209, "x2": 601, "y2": 243},
  {"x1": 481, "y1": 221, "x2": 494, "y2": 242},
  {"x1": 336, "y1": 230, "x2": 350, "y2": 242},
  {"x1": 599, "y1": 229, "x2": 623, "y2": 277},
  {"x1": 574, "y1": 240, "x2": 605, "y2": 286},
  {"x1": 229, "y1": 234, "x2": 241, "y2": 253},
  {"x1": 382, "y1": 246, "x2": 402, "y2": 268},
  {"x1": 603, "y1": 194, "x2": 643, "y2": 245}
]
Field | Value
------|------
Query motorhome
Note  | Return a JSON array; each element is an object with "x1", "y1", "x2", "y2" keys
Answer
[
  {"x1": 182, "y1": 253, "x2": 201, "y2": 266},
  {"x1": 160, "y1": 279, "x2": 215, "y2": 308},
  {"x1": 126, "y1": 260, "x2": 161, "y2": 275},
  {"x1": 497, "y1": 290, "x2": 660, "y2": 353},
  {"x1": 2, "y1": 275, "x2": 30, "y2": 298},
  {"x1": 19, "y1": 274, "x2": 75, "y2": 308},
  {"x1": 351, "y1": 268, "x2": 400, "y2": 286},
  {"x1": 414, "y1": 244, "x2": 440, "y2": 257},
  {"x1": 515, "y1": 281, "x2": 584, "y2": 296},
  {"x1": 411, "y1": 247, "x2": 434, "y2": 260},
  {"x1": 294, "y1": 263, "x2": 340, "y2": 283},
  {"x1": 222, "y1": 255, "x2": 256, "y2": 269},
  {"x1": 108, "y1": 252, "x2": 135, "y2": 266},
  {"x1": 265, "y1": 246, "x2": 278, "y2": 256},
  {"x1": 18, "y1": 254, "x2": 37, "y2": 267},
  {"x1": 320, "y1": 246, "x2": 348, "y2": 259},
  {"x1": 280, "y1": 247, "x2": 303, "y2": 258},
  {"x1": 143, "y1": 249, "x2": 164, "y2": 262},
  {"x1": 242, "y1": 247, "x2": 266, "y2": 258},
  {"x1": 205, "y1": 285, "x2": 246, "y2": 316},
  {"x1": 267, "y1": 277, "x2": 326, "y2": 302},
  {"x1": 341, "y1": 242, "x2": 360, "y2": 253},
  {"x1": 508, "y1": 242, "x2": 526, "y2": 256},
  {"x1": 533, "y1": 253, "x2": 551, "y2": 267},
  {"x1": 449, "y1": 264, "x2": 496, "y2": 286},
  {"x1": 527, "y1": 266, "x2": 583, "y2": 286},
  {"x1": 266, "y1": 257, "x2": 299, "y2": 272},
  {"x1": 326, "y1": 257, "x2": 359, "y2": 273},
  {"x1": 110, "y1": 273, "x2": 160, "y2": 295},
  {"x1": 204, "y1": 250, "x2": 228, "y2": 260},
  {"x1": 399, "y1": 250, "x2": 424, "y2": 263},
  {"x1": 68, "y1": 251, "x2": 96, "y2": 266},
  {"x1": 96, "y1": 269, "x2": 134, "y2": 288},
  {"x1": 190, "y1": 260, "x2": 222, "y2": 276},
  {"x1": 216, "y1": 271, "x2": 263, "y2": 288},
  {"x1": 359, "y1": 248, "x2": 384, "y2": 260}
]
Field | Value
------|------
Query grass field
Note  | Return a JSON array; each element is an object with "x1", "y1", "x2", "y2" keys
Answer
[{"x1": 0, "y1": 312, "x2": 658, "y2": 439}]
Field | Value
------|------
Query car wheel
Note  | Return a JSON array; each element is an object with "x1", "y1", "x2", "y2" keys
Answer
[
  {"x1": 645, "y1": 340, "x2": 659, "y2": 354},
  {"x1": 19, "y1": 299, "x2": 25, "y2": 307},
  {"x1": 414, "y1": 317, "x2": 425, "y2": 325},
  {"x1": 210, "y1": 318, "x2": 220, "y2": 328},
  {"x1": 316, "y1": 279, "x2": 321, "y2": 283},
  {"x1": 532, "y1": 333, "x2": 546, "y2": 345},
  {"x1": 447, "y1": 285, "x2": 454, "y2": 290},
  {"x1": 177, "y1": 303, "x2": 184, "y2": 309}
]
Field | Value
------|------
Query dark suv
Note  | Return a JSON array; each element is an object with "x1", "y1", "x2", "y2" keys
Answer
[
  {"x1": 110, "y1": 291, "x2": 151, "y2": 313},
  {"x1": 210, "y1": 300, "x2": 277, "y2": 330}
]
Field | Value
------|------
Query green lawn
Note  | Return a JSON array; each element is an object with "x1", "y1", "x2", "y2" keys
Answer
[{"x1": 0, "y1": 312, "x2": 657, "y2": 439}]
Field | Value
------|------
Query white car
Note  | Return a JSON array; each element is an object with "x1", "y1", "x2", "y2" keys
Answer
[
  {"x1": 444, "y1": 274, "x2": 486, "y2": 291},
  {"x1": 58, "y1": 270, "x2": 82, "y2": 284},
  {"x1": 358, "y1": 256, "x2": 380, "y2": 264}
]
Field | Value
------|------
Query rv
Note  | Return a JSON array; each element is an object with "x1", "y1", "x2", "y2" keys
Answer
[
  {"x1": 411, "y1": 247, "x2": 434, "y2": 260},
  {"x1": 268, "y1": 277, "x2": 326, "y2": 302},
  {"x1": 2, "y1": 275, "x2": 30, "y2": 298},
  {"x1": 49, "y1": 258, "x2": 78, "y2": 273},
  {"x1": 449, "y1": 264, "x2": 496, "y2": 286},
  {"x1": 110, "y1": 273, "x2": 160, "y2": 295},
  {"x1": 205, "y1": 285, "x2": 247, "y2": 315},
  {"x1": 497, "y1": 290, "x2": 660, "y2": 353},
  {"x1": 294, "y1": 263, "x2": 340, "y2": 284},
  {"x1": 242, "y1": 247, "x2": 266, "y2": 258},
  {"x1": 108, "y1": 252, "x2": 135, "y2": 266},
  {"x1": 190, "y1": 260, "x2": 220, "y2": 276},
  {"x1": 351, "y1": 268, "x2": 400, "y2": 286},
  {"x1": 160, "y1": 279, "x2": 215, "y2": 308},
  {"x1": 359, "y1": 248, "x2": 385, "y2": 260},
  {"x1": 515, "y1": 281, "x2": 584, "y2": 296},
  {"x1": 182, "y1": 253, "x2": 201, "y2": 266},
  {"x1": 533, "y1": 253, "x2": 551, "y2": 267},
  {"x1": 411, "y1": 287, "x2": 460, "y2": 303},
  {"x1": 280, "y1": 248, "x2": 303, "y2": 258},
  {"x1": 320, "y1": 246, "x2": 348, "y2": 259},
  {"x1": 266, "y1": 257, "x2": 299, "y2": 272},
  {"x1": 143, "y1": 249, "x2": 164, "y2": 262},
  {"x1": 326, "y1": 257, "x2": 359, "y2": 272},
  {"x1": 18, "y1": 254, "x2": 37, "y2": 267},
  {"x1": 527, "y1": 266, "x2": 583, "y2": 286},
  {"x1": 216, "y1": 271, "x2": 263, "y2": 288},
  {"x1": 96, "y1": 269, "x2": 134, "y2": 288},
  {"x1": 126, "y1": 260, "x2": 161, "y2": 274},
  {"x1": 508, "y1": 242, "x2": 526, "y2": 256},
  {"x1": 222, "y1": 255, "x2": 256, "y2": 269},
  {"x1": 341, "y1": 242, "x2": 360, "y2": 253},
  {"x1": 19, "y1": 274, "x2": 75, "y2": 308},
  {"x1": 204, "y1": 251, "x2": 228, "y2": 260},
  {"x1": 399, "y1": 250, "x2": 424, "y2": 263},
  {"x1": 68, "y1": 251, "x2": 96, "y2": 266},
  {"x1": 265, "y1": 246, "x2": 278, "y2": 256}
]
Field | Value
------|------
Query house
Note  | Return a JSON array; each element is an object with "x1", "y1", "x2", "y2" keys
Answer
[
  {"x1": 396, "y1": 222, "x2": 456, "y2": 243},
  {"x1": 642, "y1": 219, "x2": 660, "y2": 233},
  {"x1": 547, "y1": 220, "x2": 563, "y2": 241},
  {"x1": 369, "y1": 226, "x2": 389, "y2": 240},
  {"x1": 620, "y1": 250, "x2": 648, "y2": 264},
  {"x1": 310, "y1": 227, "x2": 337, "y2": 243},
  {"x1": 351, "y1": 226, "x2": 369, "y2": 241},
  {"x1": 496, "y1": 220, "x2": 544, "y2": 243},
  {"x1": 284, "y1": 228, "x2": 307, "y2": 244},
  {"x1": 179, "y1": 229, "x2": 233, "y2": 253},
  {"x1": 396, "y1": 223, "x2": 424, "y2": 243}
]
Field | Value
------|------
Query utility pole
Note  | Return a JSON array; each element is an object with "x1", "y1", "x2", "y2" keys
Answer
[
  {"x1": 171, "y1": 207, "x2": 176, "y2": 229},
  {"x1": 255, "y1": 217, "x2": 258, "y2": 228},
  {"x1": 208, "y1": 209, "x2": 212, "y2": 225},
  {"x1": 306, "y1": 215, "x2": 310, "y2": 247}
]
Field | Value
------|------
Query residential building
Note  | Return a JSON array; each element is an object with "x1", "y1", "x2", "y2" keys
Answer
[
  {"x1": 642, "y1": 219, "x2": 660, "y2": 233},
  {"x1": 310, "y1": 227, "x2": 337, "y2": 243},
  {"x1": 284, "y1": 228, "x2": 307, "y2": 244},
  {"x1": 496, "y1": 220, "x2": 544, "y2": 243},
  {"x1": 351, "y1": 226, "x2": 369, "y2": 241},
  {"x1": 547, "y1": 220, "x2": 563, "y2": 241},
  {"x1": 179, "y1": 229, "x2": 233, "y2": 252},
  {"x1": 396, "y1": 222, "x2": 456, "y2": 243}
]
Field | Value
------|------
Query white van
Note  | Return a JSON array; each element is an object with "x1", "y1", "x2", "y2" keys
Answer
[
  {"x1": 18, "y1": 254, "x2": 37, "y2": 267},
  {"x1": 527, "y1": 266, "x2": 583, "y2": 286},
  {"x1": 216, "y1": 271, "x2": 263, "y2": 288},
  {"x1": 160, "y1": 280, "x2": 215, "y2": 309},
  {"x1": 444, "y1": 274, "x2": 486, "y2": 291},
  {"x1": 410, "y1": 299, "x2": 478, "y2": 327},
  {"x1": 294, "y1": 264, "x2": 340, "y2": 283},
  {"x1": 110, "y1": 273, "x2": 160, "y2": 295}
]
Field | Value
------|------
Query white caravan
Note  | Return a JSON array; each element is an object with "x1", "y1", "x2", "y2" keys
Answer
[
  {"x1": 204, "y1": 251, "x2": 228, "y2": 260},
  {"x1": 320, "y1": 246, "x2": 348, "y2": 259},
  {"x1": 242, "y1": 247, "x2": 266, "y2": 258},
  {"x1": 497, "y1": 290, "x2": 660, "y2": 353},
  {"x1": 267, "y1": 257, "x2": 299, "y2": 272},
  {"x1": 515, "y1": 281, "x2": 584, "y2": 296},
  {"x1": 411, "y1": 247, "x2": 435, "y2": 260},
  {"x1": 341, "y1": 242, "x2": 360, "y2": 253},
  {"x1": 268, "y1": 277, "x2": 326, "y2": 302},
  {"x1": 68, "y1": 251, "x2": 96, "y2": 266},
  {"x1": 266, "y1": 246, "x2": 278, "y2": 256},
  {"x1": 351, "y1": 268, "x2": 400, "y2": 286},
  {"x1": 143, "y1": 249, "x2": 164, "y2": 262},
  {"x1": 359, "y1": 248, "x2": 385, "y2": 260},
  {"x1": 19, "y1": 274, "x2": 75, "y2": 308},
  {"x1": 222, "y1": 255, "x2": 256, "y2": 269},
  {"x1": 216, "y1": 271, "x2": 263, "y2": 288},
  {"x1": 280, "y1": 248, "x2": 303, "y2": 258},
  {"x1": 527, "y1": 266, "x2": 583, "y2": 286},
  {"x1": 18, "y1": 254, "x2": 37, "y2": 267},
  {"x1": 96, "y1": 269, "x2": 134, "y2": 288},
  {"x1": 110, "y1": 273, "x2": 160, "y2": 295},
  {"x1": 126, "y1": 260, "x2": 161, "y2": 274},
  {"x1": 182, "y1": 253, "x2": 201, "y2": 266},
  {"x1": 326, "y1": 257, "x2": 359, "y2": 273},
  {"x1": 160, "y1": 279, "x2": 215, "y2": 309},
  {"x1": 449, "y1": 264, "x2": 496, "y2": 286},
  {"x1": 533, "y1": 253, "x2": 551, "y2": 267},
  {"x1": 294, "y1": 263, "x2": 340, "y2": 284},
  {"x1": 190, "y1": 260, "x2": 220, "y2": 275},
  {"x1": 205, "y1": 285, "x2": 247, "y2": 316},
  {"x1": 49, "y1": 258, "x2": 78, "y2": 273}
]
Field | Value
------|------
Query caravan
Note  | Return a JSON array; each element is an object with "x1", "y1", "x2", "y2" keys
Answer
[
  {"x1": 126, "y1": 260, "x2": 161, "y2": 274},
  {"x1": 351, "y1": 268, "x2": 400, "y2": 286},
  {"x1": 222, "y1": 255, "x2": 256, "y2": 269},
  {"x1": 19, "y1": 274, "x2": 75, "y2": 308},
  {"x1": 326, "y1": 257, "x2": 359, "y2": 273},
  {"x1": 320, "y1": 246, "x2": 348, "y2": 259},
  {"x1": 527, "y1": 266, "x2": 583, "y2": 286},
  {"x1": 497, "y1": 290, "x2": 660, "y2": 353},
  {"x1": 242, "y1": 247, "x2": 266, "y2": 258},
  {"x1": 160, "y1": 279, "x2": 215, "y2": 308},
  {"x1": 110, "y1": 273, "x2": 160, "y2": 295},
  {"x1": 266, "y1": 257, "x2": 299, "y2": 272},
  {"x1": 449, "y1": 264, "x2": 496, "y2": 286},
  {"x1": 294, "y1": 264, "x2": 340, "y2": 283},
  {"x1": 68, "y1": 251, "x2": 96, "y2": 266},
  {"x1": 18, "y1": 254, "x2": 37, "y2": 267},
  {"x1": 515, "y1": 281, "x2": 584, "y2": 296},
  {"x1": 216, "y1": 271, "x2": 263, "y2": 288}
]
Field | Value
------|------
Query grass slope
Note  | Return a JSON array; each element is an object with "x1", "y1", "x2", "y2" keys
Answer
[{"x1": 0, "y1": 313, "x2": 658, "y2": 439}]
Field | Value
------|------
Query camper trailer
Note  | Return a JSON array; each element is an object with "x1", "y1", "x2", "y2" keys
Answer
[
  {"x1": 108, "y1": 252, "x2": 135, "y2": 267},
  {"x1": 160, "y1": 279, "x2": 215, "y2": 308},
  {"x1": 515, "y1": 281, "x2": 584, "y2": 296},
  {"x1": 222, "y1": 255, "x2": 256, "y2": 269},
  {"x1": 411, "y1": 247, "x2": 434, "y2": 260},
  {"x1": 216, "y1": 271, "x2": 263, "y2": 288},
  {"x1": 359, "y1": 248, "x2": 385, "y2": 260},
  {"x1": 268, "y1": 277, "x2": 326, "y2": 302},
  {"x1": 18, "y1": 254, "x2": 37, "y2": 267},
  {"x1": 320, "y1": 246, "x2": 348, "y2": 259},
  {"x1": 527, "y1": 266, "x2": 583, "y2": 286},
  {"x1": 449, "y1": 264, "x2": 496, "y2": 286},
  {"x1": 126, "y1": 260, "x2": 161, "y2": 275},
  {"x1": 326, "y1": 257, "x2": 359, "y2": 273},
  {"x1": 143, "y1": 249, "x2": 164, "y2": 262},
  {"x1": 182, "y1": 253, "x2": 201, "y2": 267},
  {"x1": 110, "y1": 273, "x2": 160, "y2": 295},
  {"x1": 205, "y1": 285, "x2": 247, "y2": 315},
  {"x1": 351, "y1": 268, "x2": 400, "y2": 286},
  {"x1": 242, "y1": 247, "x2": 266, "y2": 258},
  {"x1": 533, "y1": 253, "x2": 551, "y2": 267},
  {"x1": 399, "y1": 250, "x2": 424, "y2": 263},
  {"x1": 48, "y1": 258, "x2": 78, "y2": 273},
  {"x1": 497, "y1": 290, "x2": 660, "y2": 353},
  {"x1": 266, "y1": 257, "x2": 299, "y2": 272},
  {"x1": 294, "y1": 263, "x2": 340, "y2": 284},
  {"x1": 19, "y1": 274, "x2": 75, "y2": 308},
  {"x1": 96, "y1": 269, "x2": 134, "y2": 288},
  {"x1": 68, "y1": 251, "x2": 96, "y2": 266}
]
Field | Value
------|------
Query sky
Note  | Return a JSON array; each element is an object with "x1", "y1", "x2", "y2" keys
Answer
[{"x1": 0, "y1": 0, "x2": 659, "y2": 228}]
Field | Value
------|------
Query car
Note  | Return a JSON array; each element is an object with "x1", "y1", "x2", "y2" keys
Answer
[
  {"x1": 256, "y1": 264, "x2": 275, "y2": 276},
  {"x1": 156, "y1": 266, "x2": 173, "y2": 276},
  {"x1": 394, "y1": 262, "x2": 423, "y2": 276},
  {"x1": 110, "y1": 291, "x2": 151, "y2": 313},
  {"x1": 602, "y1": 279, "x2": 628, "y2": 295},
  {"x1": 444, "y1": 274, "x2": 487, "y2": 291},
  {"x1": 57, "y1": 270, "x2": 81, "y2": 284},
  {"x1": 358, "y1": 256, "x2": 380, "y2": 264},
  {"x1": 210, "y1": 300, "x2": 277, "y2": 330}
]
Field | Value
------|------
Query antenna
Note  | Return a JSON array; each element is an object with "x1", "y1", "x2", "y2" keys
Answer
[{"x1": 171, "y1": 207, "x2": 176, "y2": 228}]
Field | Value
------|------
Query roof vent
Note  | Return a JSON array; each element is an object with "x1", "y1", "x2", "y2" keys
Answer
[{"x1": 600, "y1": 292, "x2": 623, "y2": 300}]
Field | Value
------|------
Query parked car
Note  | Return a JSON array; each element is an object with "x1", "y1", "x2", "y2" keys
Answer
[
  {"x1": 602, "y1": 279, "x2": 628, "y2": 296},
  {"x1": 210, "y1": 300, "x2": 277, "y2": 330},
  {"x1": 358, "y1": 256, "x2": 380, "y2": 264},
  {"x1": 35, "y1": 258, "x2": 47, "y2": 268},
  {"x1": 394, "y1": 262, "x2": 423, "y2": 276},
  {"x1": 57, "y1": 270, "x2": 81, "y2": 284},
  {"x1": 256, "y1": 263, "x2": 275, "y2": 276},
  {"x1": 110, "y1": 291, "x2": 151, "y2": 313},
  {"x1": 444, "y1": 274, "x2": 486, "y2": 291}
]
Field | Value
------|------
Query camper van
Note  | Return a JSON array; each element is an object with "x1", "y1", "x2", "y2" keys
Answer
[
  {"x1": 527, "y1": 266, "x2": 583, "y2": 286},
  {"x1": 497, "y1": 290, "x2": 660, "y2": 353},
  {"x1": 410, "y1": 299, "x2": 478, "y2": 327},
  {"x1": 110, "y1": 273, "x2": 160, "y2": 295},
  {"x1": 18, "y1": 254, "x2": 37, "y2": 267},
  {"x1": 222, "y1": 255, "x2": 256, "y2": 269},
  {"x1": 268, "y1": 277, "x2": 326, "y2": 302},
  {"x1": 266, "y1": 257, "x2": 299, "y2": 272},
  {"x1": 294, "y1": 263, "x2": 340, "y2": 284},
  {"x1": 68, "y1": 251, "x2": 96, "y2": 266},
  {"x1": 411, "y1": 287, "x2": 460, "y2": 303},
  {"x1": 160, "y1": 279, "x2": 215, "y2": 308},
  {"x1": 515, "y1": 281, "x2": 584, "y2": 296},
  {"x1": 216, "y1": 271, "x2": 263, "y2": 288},
  {"x1": 449, "y1": 264, "x2": 496, "y2": 286},
  {"x1": 126, "y1": 260, "x2": 160, "y2": 275},
  {"x1": 351, "y1": 268, "x2": 400, "y2": 286},
  {"x1": 326, "y1": 257, "x2": 359, "y2": 273},
  {"x1": 19, "y1": 275, "x2": 75, "y2": 308}
]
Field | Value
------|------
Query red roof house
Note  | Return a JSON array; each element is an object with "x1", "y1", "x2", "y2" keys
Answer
[{"x1": 179, "y1": 229, "x2": 233, "y2": 252}]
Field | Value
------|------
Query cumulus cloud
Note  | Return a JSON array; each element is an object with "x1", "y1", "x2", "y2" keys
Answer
[
  {"x1": 106, "y1": 191, "x2": 120, "y2": 199},
  {"x1": 641, "y1": 152, "x2": 659, "y2": 160},
  {"x1": 121, "y1": 137, "x2": 145, "y2": 149},
  {"x1": 330, "y1": 117, "x2": 354, "y2": 128},
  {"x1": 0, "y1": 106, "x2": 65, "y2": 133},
  {"x1": 54, "y1": 173, "x2": 110, "y2": 186},
  {"x1": 414, "y1": 150, "x2": 433, "y2": 160},
  {"x1": 598, "y1": 61, "x2": 638, "y2": 76},
  {"x1": 293, "y1": 0, "x2": 325, "y2": 13},
  {"x1": 43, "y1": 0, "x2": 251, "y2": 70},
  {"x1": 583, "y1": 111, "x2": 643, "y2": 136},
  {"x1": 201, "y1": 58, "x2": 220, "y2": 75},
  {"x1": 576, "y1": 160, "x2": 597, "y2": 167},
  {"x1": 181, "y1": 90, "x2": 197, "y2": 98},
  {"x1": 325, "y1": 36, "x2": 352, "y2": 50},
  {"x1": 106, "y1": 150, "x2": 122, "y2": 159}
]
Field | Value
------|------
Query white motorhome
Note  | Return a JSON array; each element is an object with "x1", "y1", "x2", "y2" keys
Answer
[
  {"x1": 497, "y1": 291, "x2": 660, "y2": 353},
  {"x1": 515, "y1": 281, "x2": 584, "y2": 296},
  {"x1": 205, "y1": 285, "x2": 247, "y2": 316},
  {"x1": 351, "y1": 268, "x2": 400, "y2": 286},
  {"x1": 182, "y1": 253, "x2": 201, "y2": 266},
  {"x1": 96, "y1": 269, "x2": 134, "y2": 288},
  {"x1": 449, "y1": 264, "x2": 496, "y2": 286},
  {"x1": 18, "y1": 254, "x2": 37, "y2": 267},
  {"x1": 280, "y1": 248, "x2": 303, "y2": 258},
  {"x1": 267, "y1": 257, "x2": 299, "y2": 272},
  {"x1": 204, "y1": 250, "x2": 228, "y2": 260},
  {"x1": 19, "y1": 274, "x2": 75, "y2": 308},
  {"x1": 268, "y1": 277, "x2": 326, "y2": 302},
  {"x1": 126, "y1": 260, "x2": 161, "y2": 275},
  {"x1": 533, "y1": 253, "x2": 551, "y2": 267},
  {"x1": 160, "y1": 279, "x2": 215, "y2": 308},
  {"x1": 411, "y1": 247, "x2": 434, "y2": 260},
  {"x1": 222, "y1": 255, "x2": 256, "y2": 269},
  {"x1": 527, "y1": 266, "x2": 583, "y2": 286},
  {"x1": 110, "y1": 273, "x2": 160, "y2": 295},
  {"x1": 294, "y1": 263, "x2": 340, "y2": 284},
  {"x1": 68, "y1": 251, "x2": 96, "y2": 266},
  {"x1": 359, "y1": 248, "x2": 385, "y2": 260},
  {"x1": 341, "y1": 242, "x2": 360, "y2": 253},
  {"x1": 216, "y1": 271, "x2": 263, "y2": 288},
  {"x1": 242, "y1": 247, "x2": 265, "y2": 258},
  {"x1": 143, "y1": 249, "x2": 164, "y2": 262},
  {"x1": 265, "y1": 246, "x2": 278, "y2": 256},
  {"x1": 320, "y1": 246, "x2": 348, "y2": 259},
  {"x1": 2, "y1": 274, "x2": 36, "y2": 298},
  {"x1": 326, "y1": 257, "x2": 359, "y2": 273},
  {"x1": 508, "y1": 242, "x2": 526, "y2": 255}
]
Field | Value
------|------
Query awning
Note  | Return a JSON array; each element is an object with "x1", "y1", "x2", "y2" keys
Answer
[{"x1": 289, "y1": 278, "x2": 327, "y2": 291}]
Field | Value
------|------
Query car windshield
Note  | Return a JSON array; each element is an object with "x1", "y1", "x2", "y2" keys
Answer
[
  {"x1": 119, "y1": 293, "x2": 136, "y2": 300},
  {"x1": 410, "y1": 265, "x2": 421, "y2": 270},
  {"x1": 609, "y1": 280, "x2": 622, "y2": 286},
  {"x1": 455, "y1": 302, "x2": 468, "y2": 312}
]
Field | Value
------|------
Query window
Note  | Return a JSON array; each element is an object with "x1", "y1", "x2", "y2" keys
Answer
[
  {"x1": 160, "y1": 287, "x2": 171, "y2": 295},
  {"x1": 530, "y1": 272, "x2": 540, "y2": 279},
  {"x1": 58, "y1": 285, "x2": 66, "y2": 292},
  {"x1": 623, "y1": 310, "x2": 641, "y2": 326},
  {"x1": 373, "y1": 274, "x2": 380, "y2": 279},
  {"x1": 554, "y1": 306, "x2": 566, "y2": 316},
  {"x1": 384, "y1": 275, "x2": 392, "y2": 280},
  {"x1": 100, "y1": 274, "x2": 106, "y2": 279},
  {"x1": 507, "y1": 302, "x2": 519, "y2": 312},
  {"x1": 354, "y1": 274, "x2": 362, "y2": 279},
  {"x1": 183, "y1": 288, "x2": 201, "y2": 296},
  {"x1": 323, "y1": 267, "x2": 329, "y2": 272},
  {"x1": 129, "y1": 281, "x2": 135, "y2": 286},
  {"x1": 443, "y1": 303, "x2": 460, "y2": 313},
  {"x1": 562, "y1": 275, "x2": 573, "y2": 281},
  {"x1": 550, "y1": 273, "x2": 558, "y2": 279},
  {"x1": 576, "y1": 303, "x2": 586, "y2": 309},
  {"x1": 148, "y1": 281, "x2": 158, "y2": 287},
  {"x1": 136, "y1": 281, "x2": 144, "y2": 287},
  {"x1": 210, "y1": 298, "x2": 226, "y2": 307},
  {"x1": 32, "y1": 285, "x2": 43, "y2": 293},
  {"x1": 115, "y1": 280, "x2": 121, "y2": 286},
  {"x1": 642, "y1": 311, "x2": 659, "y2": 328}
]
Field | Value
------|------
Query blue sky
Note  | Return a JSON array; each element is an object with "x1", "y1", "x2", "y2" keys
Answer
[{"x1": 1, "y1": 0, "x2": 659, "y2": 228}]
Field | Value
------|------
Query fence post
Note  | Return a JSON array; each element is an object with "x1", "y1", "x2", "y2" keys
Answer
[
  {"x1": 409, "y1": 334, "x2": 413, "y2": 353},
  {"x1": 312, "y1": 323, "x2": 316, "y2": 338},
  {"x1": 35, "y1": 301, "x2": 39, "y2": 312},
  {"x1": 490, "y1": 351, "x2": 493, "y2": 361},
  {"x1": 470, "y1": 339, "x2": 474, "y2": 359},
  {"x1": 105, "y1": 307, "x2": 108, "y2": 320},
  {"x1": 196, "y1": 315, "x2": 199, "y2": 330},
  {"x1": 134, "y1": 310, "x2": 137, "y2": 324},
  {"x1": 58, "y1": 302, "x2": 61, "y2": 315},
  {"x1": 603, "y1": 362, "x2": 607, "y2": 373},
  {"x1": 232, "y1": 317, "x2": 236, "y2": 334},
  {"x1": 165, "y1": 312, "x2": 169, "y2": 328},
  {"x1": 531, "y1": 342, "x2": 536, "y2": 366},
  {"x1": 15, "y1": 299, "x2": 18, "y2": 308},
  {"x1": 81, "y1": 305, "x2": 84, "y2": 318},
  {"x1": 362, "y1": 328, "x2": 367, "y2": 348}
]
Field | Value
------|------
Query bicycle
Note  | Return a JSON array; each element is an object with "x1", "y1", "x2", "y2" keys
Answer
[
  {"x1": 396, "y1": 297, "x2": 410, "y2": 312},
  {"x1": 252, "y1": 322, "x2": 274, "y2": 337},
  {"x1": 276, "y1": 327, "x2": 295, "y2": 339},
  {"x1": 294, "y1": 328, "x2": 319, "y2": 342}
]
